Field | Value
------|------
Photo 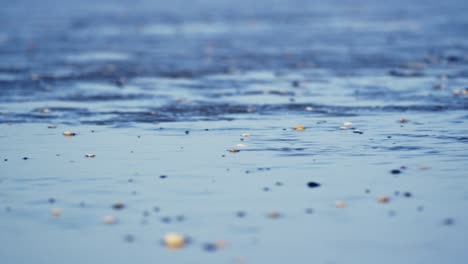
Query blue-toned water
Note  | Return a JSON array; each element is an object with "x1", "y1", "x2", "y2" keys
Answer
[{"x1": 0, "y1": 0, "x2": 467, "y2": 263}]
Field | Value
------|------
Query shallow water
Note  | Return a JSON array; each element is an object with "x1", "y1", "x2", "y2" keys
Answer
[{"x1": 0, "y1": 0, "x2": 467, "y2": 263}]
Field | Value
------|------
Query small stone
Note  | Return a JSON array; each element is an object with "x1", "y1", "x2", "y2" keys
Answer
[
  {"x1": 403, "y1": 192, "x2": 412, "y2": 198},
  {"x1": 63, "y1": 130, "x2": 76, "y2": 136},
  {"x1": 103, "y1": 215, "x2": 116, "y2": 224},
  {"x1": 85, "y1": 153, "x2": 95, "y2": 158},
  {"x1": 339, "y1": 126, "x2": 348, "y2": 130},
  {"x1": 160, "y1": 175, "x2": 167, "y2": 179},
  {"x1": 48, "y1": 198, "x2": 56, "y2": 204},
  {"x1": 443, "y1": 218, "x2": 455, "y2": 226},
  {"x1": 124, "y1": 234, "x2": 135, "y2": 243},
  {"x1": 399, "y1": 118, "x2": 409, "y2": 123},
  {"x1": 236, "y1": 211, "x2": 246, "y2": 218},
  {"x1": 335, "y1": 200, "x2": 345, "y2": 208},
  {"x1": 228, "y1": 148, "x2": 240, "y2": 153},
  {"x1": 48, "y1": 125, "x2": 57, "y2": 129},
  {"x1": 51, "y1": 208, "x2": 61, "y2": 217},
  {"x1": 305, "y1": 208, "x2": 314, "y2": 214},
  {"x1": 267, "y1": 211, "x2": 281, "y2": 219},
  {"x1": 390, "y1": 169, "x2": 401, "y2": 174},
  {"x1": 378, "y1": 196, "x2": 390, "y2": 204},
  {"x1": 343, "y1": 122, "x2": 353, "y2": 127},
  {"x1": 203, "y1": 243, "x2": 217, "y2": 252},
  {"x1": 241, "y1": 133, "x2": 250, "y2": 138},
  {"x1": 185, "y1": 130, "x2": 190, "y2": 135},
  {"x1": 22, "y1": 157, "x2": 29, "y2": 160},
  {"x1": 112, "y1": 202, "x2": 125, "y2": 210},
  {"x1": 307, "y1": 182, "x2": 320, "y2": 188},
  {"x1": 292, "y1": 125, "x2": 305, "y2": 131},
  {"x1": 163, "y1": 233, "x2": 185, "y2": 249}
]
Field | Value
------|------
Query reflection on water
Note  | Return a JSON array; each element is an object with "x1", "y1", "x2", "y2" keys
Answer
[{"x1": 0, "y1": 0, "x2": 467, "y2": 263}]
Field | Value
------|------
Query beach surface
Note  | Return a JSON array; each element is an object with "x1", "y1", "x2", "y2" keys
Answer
[{"x1": 0, "y1": 0, "x2": 467, "y2": 263}]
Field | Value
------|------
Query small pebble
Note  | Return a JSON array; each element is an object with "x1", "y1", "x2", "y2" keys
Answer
[
  {"x1": 399, "y1": 118, "x2": 409, "y2": 123},
  {"x1": 390, "y1": 169, "x2": 401, "y2": 174},
  {"x1": 335, "y1": 200, "x2": 345, "y2": 208},
  {"x1": 241, "y1": 133, "x2": 250, "y2": 138},
  {"x1": 124, "y1": 234, "x2": 135, "y2": 243},
  {"x1": 443, "y1": 218, "x2": 455, "y2": 226},
  {"x1": 203, "y1": 243, "x2": 217, "y2": 252},
  {"x1": 307, "y1": 182, "x2": 320, "y2": 188},
  {"x1": 63, "y1": 130, "x2": 76, "y2": 136},
  {"x1": 85, "y1": 153, "x2": 95, "y2": 158},
  {"x1": 305, "y1": 208, "x2": 314, "y2": 214},
  {"x1": 112, "y1": 202, "x2": 125, "y2": 210},
  {"x1": 403, "y1": 192, "x2": 412, "y2": 198},
  {"x1": 292, "y1": 125, "x2": 305, "y2": 131},
  {"x1": 236, "y1": 211, "x2": 246, "y2": 218},
  {"x1": 267, "y1": 211, "x2": 281, "y2": 219},
  {"x1": 163, "y1": 233, "x2": 185, "y2": 249},
  {"x1": 48, "y1": 125, "x2": 57, "y2": 129},
  {"x1": 378, "y1": 196, "x2": 390, "y2": 204},
  {"x1": 160, "y1": 175, "x2": 167, "y2": 179},
  {"x1": 343, "y1": 122, "x2": 353, "y2": 127},
  {"x1": 51, "y1": 208, "x2": 61, "y2": 217},
  {"x1": 48, "y1": 198, "x2": 56, "y2": 204},
  {"x1": 228, "y1": 148, "x2": 240, "y2": 153},
  {"x1": 103, "y1": 215, "x2": 116, "y2": 224}
]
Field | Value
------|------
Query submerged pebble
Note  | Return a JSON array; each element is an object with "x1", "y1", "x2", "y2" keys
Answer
[
  {"x1": 85, "y1": 153, "x2": 95, "y2": 158},
  {"x1": 163, "y1": 232, "x2": 185, "y2": 249},
  {"x1": 112, "y1": 202, "x2": 125, "y2": 210},
  {"x1": 103, "y1": 215, "x2": 116, "y2": 224},
  {"x1": 292, "y1": 125, "x2": 305, "y2": 131},
  {"x1": 307, "y1": 182, "x2": 320, "y2": 188},
  {"x1": 63, "y1": 130, "x2": 76, "y2": 136},
  {"x1": 335, "y1": 200, "x2": 345, "y2": 208},
  {"x1": 228, "y1": 148, "x2": 240, "y2": 153},
  {"x1": 267, "y1": 211, "x2": 281, "y2": 219},
  {"x1": 378, "y1": 196, "x2": 390, "y2": 204},
  {"x1": 51, "y1": 208, "x2": 61, "y2": 217}
]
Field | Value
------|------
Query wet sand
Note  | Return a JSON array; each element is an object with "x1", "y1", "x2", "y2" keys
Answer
[
  {"x1": 1, "y1": 112, "x2": 467, "y2": 263},
  {"x1": 0, "y1": 0, "x2": 468, "y2": 263}
]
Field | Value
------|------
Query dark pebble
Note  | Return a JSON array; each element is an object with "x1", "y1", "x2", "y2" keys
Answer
[
  {"x1": 176, "y1": 215, "x2": 185, "y2": 221},
  {"x1": 3, "y1": 159, "x2": 7, "y2": 162},
  {"x1": 263, "y1": 187, "x2": 270, "y2": 192},
  {"x1": 403, "y1": 192, "x2": 412, "y2": 198},
  {"x1": 305, "y1": 208, "x2": 314, "y2": 214},
  {"x1": 153, "y1": 207, "x2": 160, "y2": 212},
  {"x1": 236, "y1": 211, "x2": 246, "y2": 218},
  {"x1": 203, "y1": 243, "x2": 217, "y2": 252},
  {"x1": 390, "y1": 169, "x2": 401, "y2": 174},
  {"x1": 443, "y1": 218, "x2": 455, "y2": 226},
  {"x1": 48, "y1": 198, "x2": 56, "y2": 204},
  {"x1": 160, "y1": 175, "x2": 167, "y2": 179},
  {"x1": 307, "y1": 182, "x2": 321, "y2": 188},
  {"x1": 161, "y1": 216, "x2": 171, "y2": 223},
  {"x1": 365, "y1": 189, "x2": 371, "y2": 194},
  {"x1": 124, "y1": 234, "x2": 135, "y2": 243},
  {"x1": 275, "y1": 181, "x2": 283, "y2": 186},
  {"x1": 22, "y1": 157, "x2": 29, "y2": 160},
  {"x1": 112, "y1": 202, "x2": 125, "y2": 210},
  {"x1": 185, "y1": 131, "x2": 190, "y2": 135},
  {"x1": 143, "y1": 211, "x2": 150, "y2": 217}
]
